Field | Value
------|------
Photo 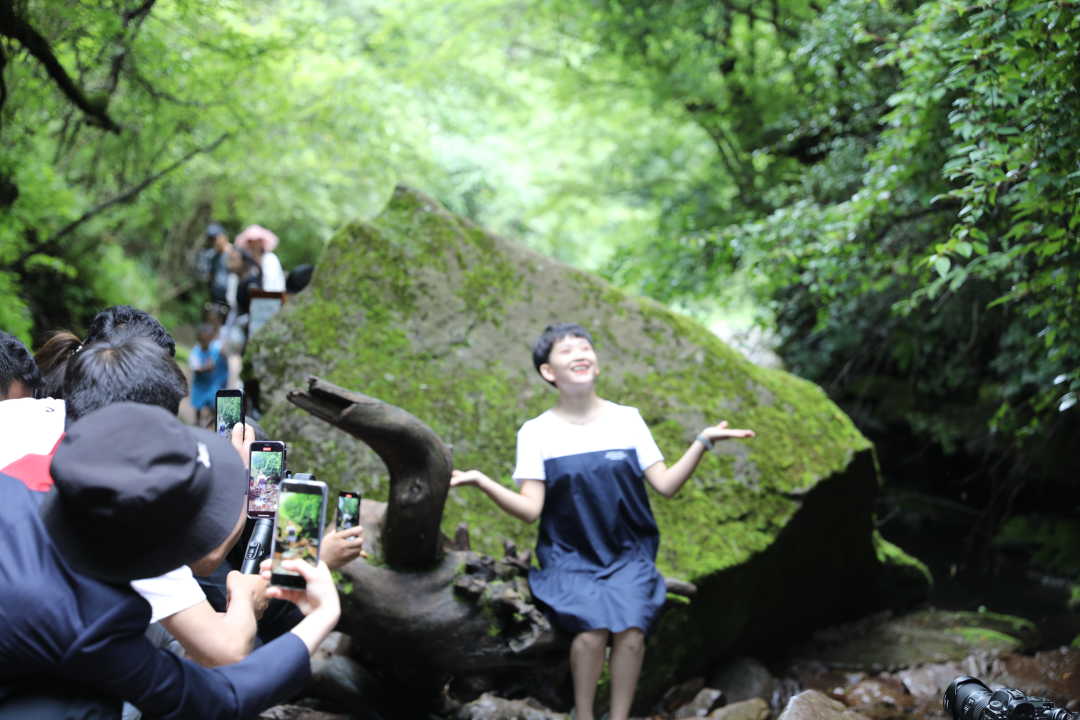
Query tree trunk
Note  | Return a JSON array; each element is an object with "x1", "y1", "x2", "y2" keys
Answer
[{"x1": 287, "y1": 376, "x2": 452, "y2": 568}]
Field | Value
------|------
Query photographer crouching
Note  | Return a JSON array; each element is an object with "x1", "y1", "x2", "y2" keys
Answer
[{"x1": 0, "y1": 403, "x2": 339, "y2": 719}]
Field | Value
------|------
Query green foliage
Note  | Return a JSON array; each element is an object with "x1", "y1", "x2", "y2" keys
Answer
[
  {"x1": 3, "y1": 0, "x2": 1075, "y2": 528},
  {"x1": 994, "y1": 514, "x2": 1080, "y2": 578},
  {"x1": 550, "y1": 0, "x2": 1080, "y2": 497}
]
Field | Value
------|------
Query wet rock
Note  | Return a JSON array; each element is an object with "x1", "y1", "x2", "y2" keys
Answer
[
  {"x1": 784, "y1": 660, "x2": 865, "y2": 703},
  {"x1": 706, "y1": 698, "x2": 770, "y2": 720},
  {"x1": 258, "y1": 706, "x2": 351, "y2": 720},
  {"x1": 310, "y1": 653, "x2": 378, "y2": 707},
  {"x1": 453, "y1": 693, "x2": 565, "y2": 719},
  {"x1": 843, "y1": 676, "x2": 914, "y2": 712},
  {"x1": 710, "y1": 657, "x2": 776, "y2": 705},
  {"x1": 991, "y1": 647, "x2": 1080, "y2": 703},
  {"x1": 788, "y1": 610, "x2": 1036, "y2": 672},
  {"x1": 776, "y1": 690, "x2": 870, "y2": 720},
  {"x1": 896, "y1": 654, "x2": 996, "y2": 701},
  {"x1": 657, "y1": 678, "x2": 705, "y2": 716},
  {"x1": 673, "y1": 687, "x2": 725, "y2": 717}
]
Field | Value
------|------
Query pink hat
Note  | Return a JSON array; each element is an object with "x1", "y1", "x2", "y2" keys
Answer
[{"x1": 235, "y1": 224, "x2": 279, "y2": 253}]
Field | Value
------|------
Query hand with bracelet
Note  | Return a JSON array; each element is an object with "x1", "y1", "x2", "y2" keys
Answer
[{"x1": 696, "y1": 421, "x2": 756, "y2": 450}]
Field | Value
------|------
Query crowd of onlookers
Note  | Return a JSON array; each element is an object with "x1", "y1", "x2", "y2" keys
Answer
[
  {"x1": 191, "y1": 222, "x2": 313, "y2": 426},
  {"x1": 0, "y1": 298, "x2": 358, "y2": 718}
]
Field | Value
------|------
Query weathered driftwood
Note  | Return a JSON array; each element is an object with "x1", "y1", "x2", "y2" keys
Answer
[
  {"x1": 286, "y1": 376, "x2": 695, "y2": 700},
  {"x1": 287, "y1": 377, "x2": 564, "y2": 695},
  {"x1": 287, "y1": 376, "x2": 451, "y2": 569}
]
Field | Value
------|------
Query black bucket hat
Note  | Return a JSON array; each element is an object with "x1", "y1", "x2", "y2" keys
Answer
[{"x1": 42, "y1": 403, "x2": 247, "y2": 584}]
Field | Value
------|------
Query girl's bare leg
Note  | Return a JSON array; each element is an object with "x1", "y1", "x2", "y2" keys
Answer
[
  {"x1": 570, "y1": 629, "x2": 609, "y2": 720},
  {"x1": 608, "y1": 628, "x2": 645, "y2": 720}
]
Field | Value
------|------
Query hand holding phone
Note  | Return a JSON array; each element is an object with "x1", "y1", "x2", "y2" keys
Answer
[
  {"x1": 260, "y1": 557, "x2": 341, "y2": 656},
  {"x1": 270, "y1": 476, "x2": 327, "y2": 589}
]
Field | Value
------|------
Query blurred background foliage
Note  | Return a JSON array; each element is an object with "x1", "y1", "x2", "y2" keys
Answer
[{"x1": 2, "y1": 0, "x2": 1078, "y2": 550}]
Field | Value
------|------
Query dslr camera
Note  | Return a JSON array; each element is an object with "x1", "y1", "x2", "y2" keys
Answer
[{"x1": 945, "y1": 676, "x2": 1077, "y2": 720}]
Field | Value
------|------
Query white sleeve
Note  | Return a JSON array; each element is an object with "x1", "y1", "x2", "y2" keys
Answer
[
  {"x1": 261, "y1": 253, "x2": 286, "y2": 292},
  {"x1": 130, "y1": 565, "x2": 207, "y2": 623},
  {"x1": 630, "y1": 408, "x2": 664, "y2": 472},
  {"x1": 511, "y1": 421, "x2": 545, "y2": 485},
  {"x1": 0, "y1": 398, "x2": 66, "y2": 468}
]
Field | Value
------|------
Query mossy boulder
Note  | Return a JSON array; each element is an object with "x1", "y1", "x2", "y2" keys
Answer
[{"x1": 248, "y1": 185, "x2": 928, "y2": 695}]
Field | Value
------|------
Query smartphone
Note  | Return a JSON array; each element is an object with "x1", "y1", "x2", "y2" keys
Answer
[
  {"x1": 336, "y1": 490, "x2": 361, "y2": 530},
  {"x1": 215, "y1": 389, "x2": 244, "y2": 439},
  {"x1": 247, "y1": 441, "x2": 286, "y2": 519},
  {"x1": 270, "y1": 475, "x2": 328, "y2": 588}
]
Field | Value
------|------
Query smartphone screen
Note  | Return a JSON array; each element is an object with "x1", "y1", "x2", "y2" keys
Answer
[
  {"x1": 215, "y1": 389, "x2": 244, "y2": 439},
  {"x1": 247, "y1": 441, "x2": 285, "y2": 519},
  {"x1": 271, "y1": 478, "x2": 327, "y2": 588},
  {"x1": 336, "y1": 491, "x2": 361, "y2": 530}
]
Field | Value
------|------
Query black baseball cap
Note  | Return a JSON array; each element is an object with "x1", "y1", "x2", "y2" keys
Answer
[
  {"x1": 205, "y1": 222, "x2": 226, "y2": 238},
  {"x1": 42, "y1": 403, "x2": 248, "y2": 584}
]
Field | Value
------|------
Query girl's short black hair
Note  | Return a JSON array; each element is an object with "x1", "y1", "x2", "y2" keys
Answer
[
  {"x1": 531, "y1": 323, "x2": 594, "y2": 377},
  {"x1": 86, "y1": 305, "x2": 176, "y2": 358},
  {"x1": 64, "y1": 335, "x2": 188, "y2": 422},
  {"x1": 0, "y1": 330, "x2": 41, "y2": 398}
]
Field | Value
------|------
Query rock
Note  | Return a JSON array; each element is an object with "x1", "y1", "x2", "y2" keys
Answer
[
  {"x1": 314, "y1": 631, "x2": 352, "y2": 658},
  {"x1": 776, "y1": 690, "x2": 871, "y2": 720},
  {"x1": 249, "y1": 185, "x2": 928, "y2": 704},
  {"x1": 787, "y1": 609, "x2": 1037, "y2": 673},
  {"x1": 657, "y1": 677, "x2": 705, "y2": 715},
  {"x1": 991, "y1": 647, "x2": 1080, "y2": 704},
  {"x1": 454, "y1": 693, "x2": 565, "y2": 719},
  {"x1": 710, "y1": 657, "x2": 776, "y2": 704},
  {"x1": 897, "y1": 657, "x2": 995, "y2": 702},
  {"x1": 674, "y1": 686, "x2": 725, "y2": 718},
  {"x1": 310, "y1": 653, "x2": 378, "y2": 708},
  {"x1": 258, "y1": 706, "x2": 351, "y2": 720},
  {"x1": 707, "y1": 698, "x2": 770, "y2": 720},
  {"x1": 843, "y1": 676, "x2": 913, "y2": 712}
]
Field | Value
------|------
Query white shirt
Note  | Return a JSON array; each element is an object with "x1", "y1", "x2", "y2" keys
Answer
[
  {"x1": 260, "y1": 252, "x2": 286, "y2": 292},
  {"x1": 130, "y1": 566, "x2": 207, "y2": 623},
  {"x1": 512, "y1": 402, "x2": 663, "y2": 484},
  {"x1": 0, "y1": 397, "x2": 65, "y2": 468}
]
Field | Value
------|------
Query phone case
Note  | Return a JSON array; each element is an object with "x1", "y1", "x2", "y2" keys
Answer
[{"x1": 270, "y1": 477, "x2": 327, "y2": 588}]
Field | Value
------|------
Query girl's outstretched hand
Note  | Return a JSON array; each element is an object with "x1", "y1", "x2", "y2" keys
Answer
[
  {"x1": 702, "y1": 420, "x2": 756, "y2": 442},
  {"x1": 450, "y1": 469, "x2": 491, "y2": 488}
]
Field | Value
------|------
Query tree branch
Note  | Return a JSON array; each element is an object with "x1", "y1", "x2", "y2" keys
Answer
[
  {"x1": 0, "y1": 0, "x2": 122, "y2": 133},
  {"x1": 42, "y1": 133, "x2": 229, "y2": 247},
  {"x1": 102, "y1": 0, "x2": 158, "y2": 97}
]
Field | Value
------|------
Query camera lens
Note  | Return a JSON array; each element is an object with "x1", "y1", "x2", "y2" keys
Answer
[
  {"x1": 945, "y1": 676, "x2": 993, "y2": 720},
  {"x1": 1044, "y1": 709, "x2": 1080, "y2": 720}
]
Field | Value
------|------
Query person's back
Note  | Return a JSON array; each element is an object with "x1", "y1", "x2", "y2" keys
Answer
[
  {"x1": 0, "y1": 403, "x2": 341, "y2": 719},
  {"x1": 0, "y1": 474, "x2": 147, "y2": 693},
  {"x1": 0, "y1": 472, "x2": 311, "y2": 719}
]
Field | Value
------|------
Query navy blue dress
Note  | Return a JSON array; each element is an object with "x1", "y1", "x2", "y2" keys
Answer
[{"x1": 513, "y1": 404, "x2": 667, "y2": 634}]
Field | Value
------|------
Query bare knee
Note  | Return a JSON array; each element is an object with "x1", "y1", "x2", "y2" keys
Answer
[
  {"x1": 613, "y1": 628, "x2": 645, "y2": 653},
  {"x1": 573, "y1": 629, "x2": 610, "y2": 653}
]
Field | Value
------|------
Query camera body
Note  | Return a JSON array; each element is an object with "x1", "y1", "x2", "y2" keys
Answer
[{"x1": 945, "y1": 676, "x2": 1077, "y2": 720}]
